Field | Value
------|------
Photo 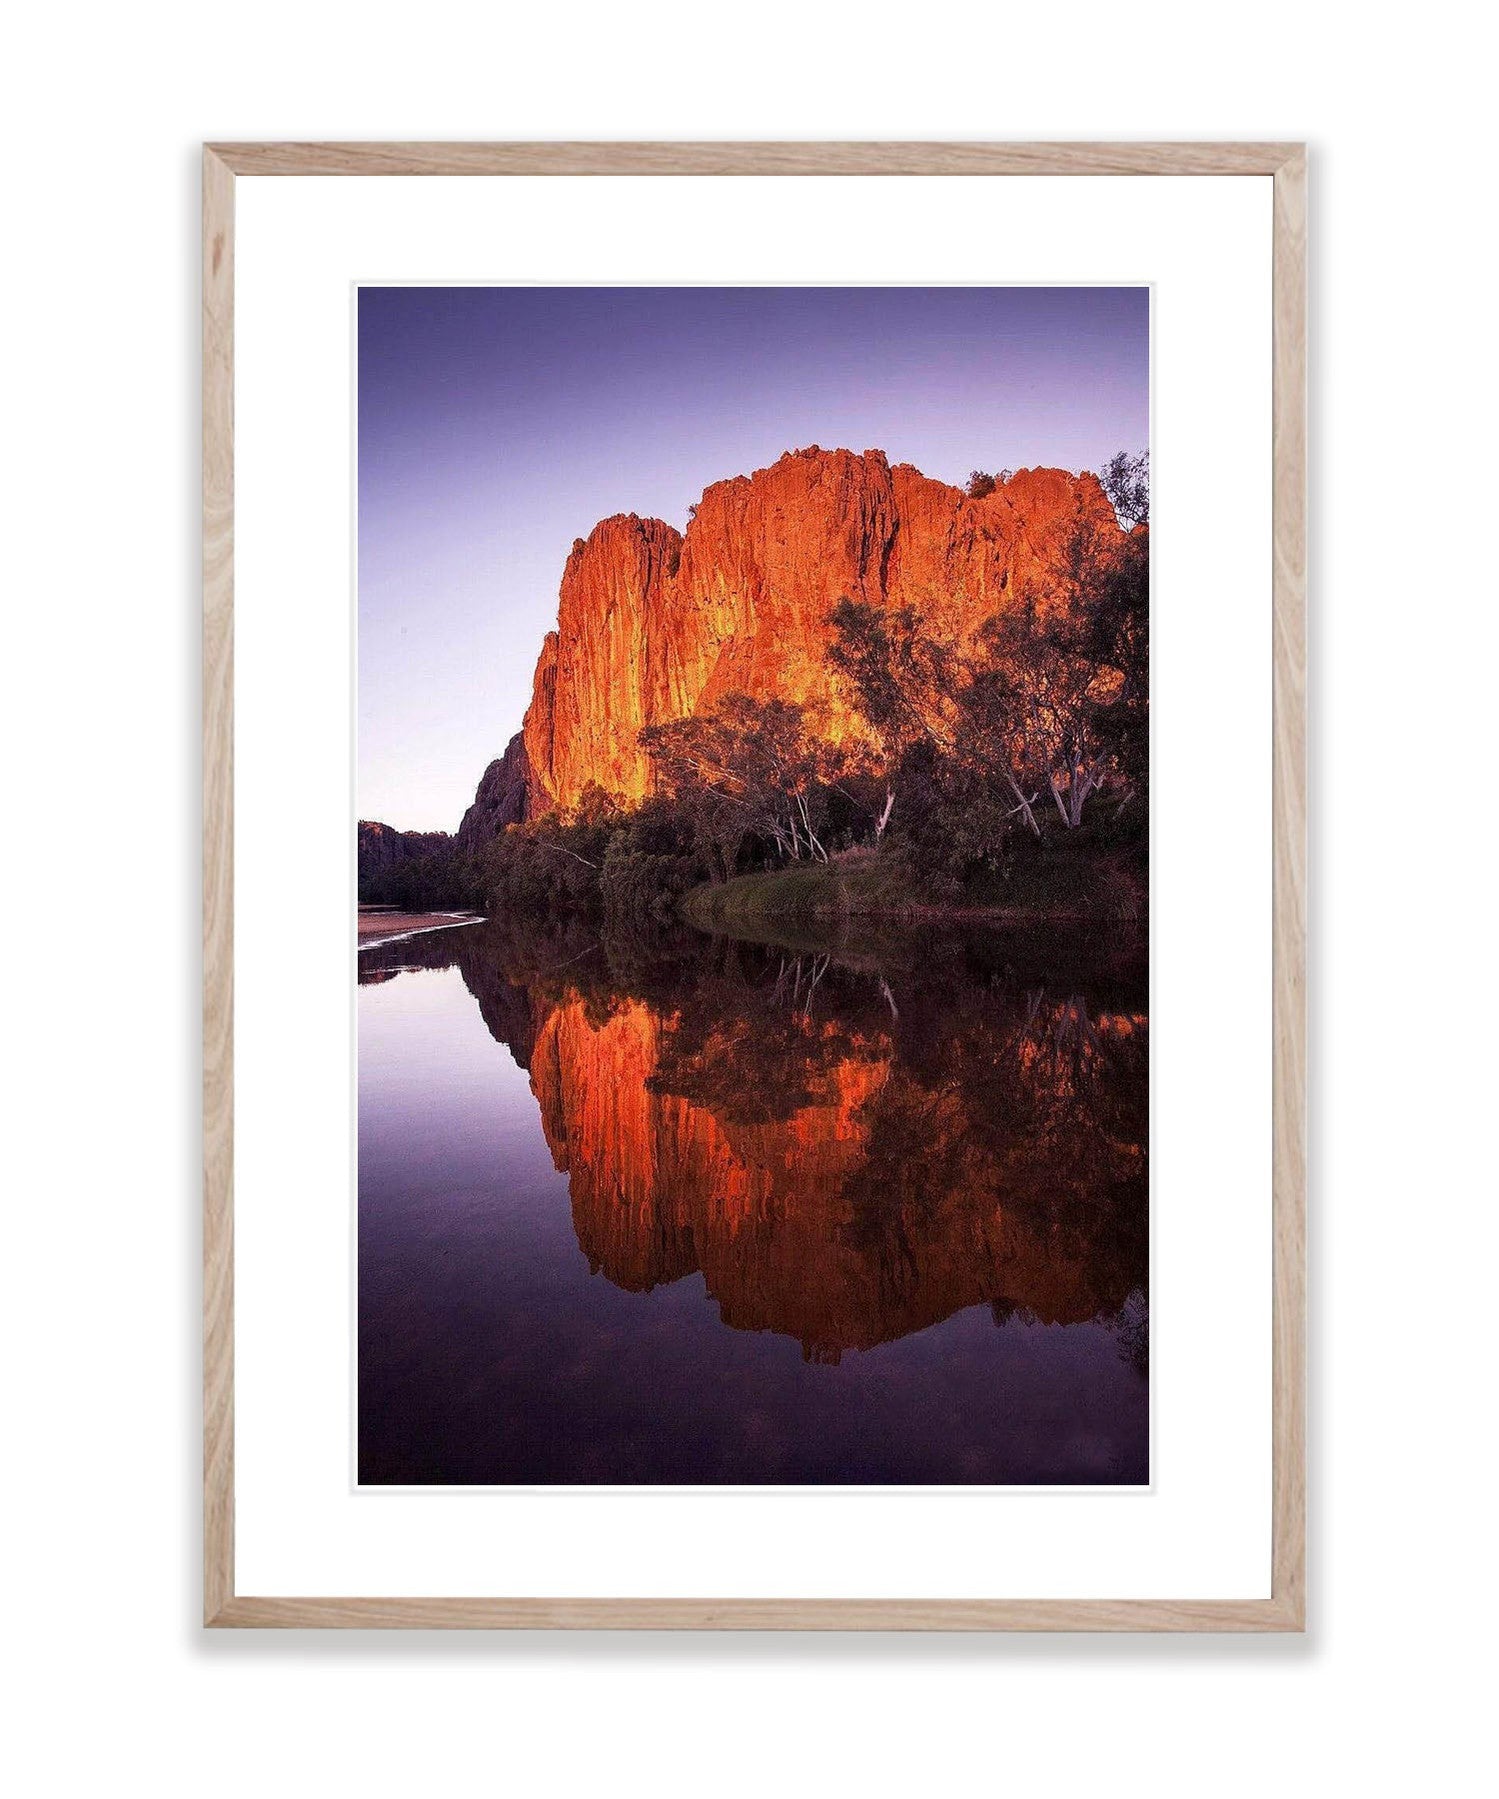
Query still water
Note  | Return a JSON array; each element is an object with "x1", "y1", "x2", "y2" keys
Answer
[{"x1": 358, "y1": 916, "x2": 1148, "y2": 1485}]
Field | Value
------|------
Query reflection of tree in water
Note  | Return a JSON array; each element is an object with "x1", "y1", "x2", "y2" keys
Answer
[
  {"x1": 1106, "y1": 1288, "x2": 1150, "y2": 1376},
  {"x1": 840, "y1": 1079, "x2": 978, "y2": 1313},
  {"x1": 366, "y1": 914, "x2": 1148, "y2": 1359},
  {"x1": 837, "y1": 980, "x2": 1147, "y2": 1328},
  {"x1": 645, "y1": 950, "x2": 887, "y2": 1128},
  {"x1": 951, "y1": 985, "x2": 1149, "y2": 1309}
]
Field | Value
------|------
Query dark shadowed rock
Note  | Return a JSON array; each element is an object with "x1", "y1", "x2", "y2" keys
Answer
[
  {"x1": 358, "y1": 819, "x2": 452, "y2": 881},
  {"x1": 455, "y1": 731, "x2": 533, "y2": 851}
]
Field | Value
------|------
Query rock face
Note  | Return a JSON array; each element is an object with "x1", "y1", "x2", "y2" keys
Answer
[
  {"x1": 517, "y1": 447, "x2": 1121, "y2": 814},
  {"x1": 358, "y1": 819, "x2": 450, "y2": 881},
  {"x1": 455, "y1": 731, "x2": 532, "y2": 852}
]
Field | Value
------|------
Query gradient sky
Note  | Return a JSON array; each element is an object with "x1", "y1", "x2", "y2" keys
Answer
[{"x1": 359, "y1": 286, "x2": 1148, "y2": 831}]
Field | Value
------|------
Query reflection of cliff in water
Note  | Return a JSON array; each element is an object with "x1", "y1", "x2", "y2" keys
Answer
[{"x1": 359, "y1": 916, "x2": 1148, "y2": 1364}]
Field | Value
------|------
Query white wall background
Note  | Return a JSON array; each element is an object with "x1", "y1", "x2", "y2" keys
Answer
[{"x1": 4, "y1": 5, "x2": 1493, "y2": 1795}]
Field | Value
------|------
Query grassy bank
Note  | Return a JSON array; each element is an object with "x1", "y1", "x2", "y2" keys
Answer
[
  {"x1": 678, "y1": 854, "x2": 921, "y2": 934},
  {"x1": 678, "y1": 846, "x2": 1145, "y2": 939}
]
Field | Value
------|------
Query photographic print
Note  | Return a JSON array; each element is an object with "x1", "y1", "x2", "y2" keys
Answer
[{"x1": 357, "y1": 285, "x2": 1150, "y2": 1487}]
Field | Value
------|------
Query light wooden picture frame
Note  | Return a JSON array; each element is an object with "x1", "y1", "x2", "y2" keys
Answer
[{"x1": 203, "y1": 140, "x2": 1306, "y2": 1631}]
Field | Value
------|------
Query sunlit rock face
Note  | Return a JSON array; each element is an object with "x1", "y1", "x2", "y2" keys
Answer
[{"x1": 520, "y1": 448, "x2": 1122, "y2": 813}]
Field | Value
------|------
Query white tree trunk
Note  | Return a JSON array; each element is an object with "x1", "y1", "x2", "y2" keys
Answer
[
  {"x1": 1005, "y1": 774, "x2": 1042, "y2": 837},
  {"x1": 874, "y1": 786, "x2": 895, "y2": 843},
  {"x1": 1049, "y1": 773, "x2": 1071, "y2": 825}
]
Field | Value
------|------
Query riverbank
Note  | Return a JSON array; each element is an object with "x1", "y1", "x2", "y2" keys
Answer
[
  {"x1": 357, "y1": 909, "x2": 485, "y2": 949},
  {"x1": 677, "y1": 848, "x2": 1145, "y2": 938}
]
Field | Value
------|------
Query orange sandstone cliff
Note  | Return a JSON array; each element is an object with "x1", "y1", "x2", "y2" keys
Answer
[{"x1": 467, "y1": 447, "x2": 1122, "y2": 826}]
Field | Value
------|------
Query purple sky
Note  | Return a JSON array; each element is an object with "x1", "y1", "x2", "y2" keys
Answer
[{"x1": 359, "y1": 286, "x2": 1148, "y2": 831}]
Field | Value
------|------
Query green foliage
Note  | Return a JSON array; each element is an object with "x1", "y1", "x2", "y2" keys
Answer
[
  {"x1": 965, "y1": 468, "x2": 1014, "y2": 499},
  {"x1": 477, "y1": 793, "x2": 706, "y2": 923},
  {"x1": 359, "y1": 850, "x2": 486, "y2": 911},
  {"x1": 1098, "y1": 449, "x2": 1150, "y2": 527},
  {"x1": 640, "y1": 691, "x2": 840, "y2": 871},
  {"x1": 885, "y1": 740, "x2": 1011, "y2": 891},
  {"x1": 600, "y1": 812, "x2": 703, "y2": 921},
  {"x1": 479, "y1": 811, "x2": 611, "y2": 917},
  {"x1": 827, "y1": 598, "x2": 955, "y2": 765},
  {"x1": 830, "y1": 460, "x2": 1150, "y2": 853}
]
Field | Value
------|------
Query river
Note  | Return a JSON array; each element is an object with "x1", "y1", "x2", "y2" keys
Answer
[{"x1": 358, "y1": 913, "x2": 1149, "y2": 1484}]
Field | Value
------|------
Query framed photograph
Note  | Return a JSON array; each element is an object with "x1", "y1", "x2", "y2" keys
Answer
[{"x1": 204, "y1": 141, "x2": 1305, "y2": 1629}]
